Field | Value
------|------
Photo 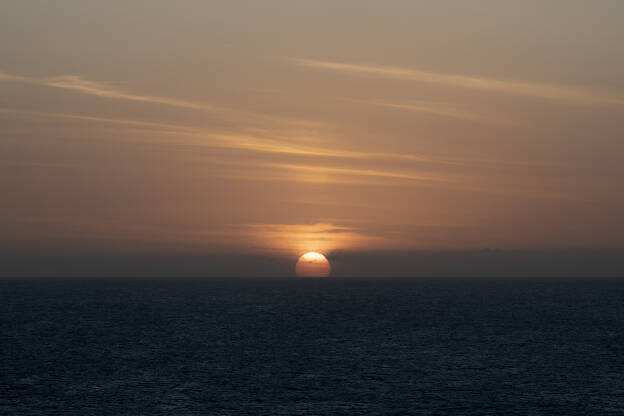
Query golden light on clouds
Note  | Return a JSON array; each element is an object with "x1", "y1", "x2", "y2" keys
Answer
[{"x1": 236, "y1": 223, "x2": 386, "y2": 255}]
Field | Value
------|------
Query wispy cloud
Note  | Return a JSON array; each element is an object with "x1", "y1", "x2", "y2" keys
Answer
[
  {"x1": 0, "y1": 70, "x2": 325, "y2": 129},
  {"x1": 0, "y1": 71, "x2": 217, "y2": 111},
  {"x1": 295, "y1": 59, "x2": 624, "y2": 107},
  {"x1": 195, "y1": 157, "x2": 569, "y2": 200},
  {"x1": 231, "y1": 222, "x2": 386, "y2": 253},
  {"x1": 257, "y1": 162, "x2": 571, "y2": 200},
  {"x1": 0, "y1": 73, "x2": 25, "y2": 82},
  {"x1": 343, "y1": 98, "x2": 514, "y2": 125},
  {"x1": 1, "y1": 108, "x2": 571, "y2": 202},
  {"x1": 0, "y1": 107, "x2": 193, "y2": 132},
  {"x1": 264, "y1": 162, "x2": 452, "y2": 184},
  {"x1": 208, "y1": 133, "x2": 457, "y2": 164},
  {"x1": 44, "y1": 75, "x2": 220, "y2": 111},
  {"x1": 0, "y1": 106, "x2": 460, "y2": 166},
  {"x1": 1, "y1": 106, "x2": 555, "y2": 182}
]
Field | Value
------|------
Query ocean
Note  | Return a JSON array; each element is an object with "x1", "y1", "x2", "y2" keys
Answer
[{"x1": 2, "y1": 277, "x2": 624, "y2": 415}]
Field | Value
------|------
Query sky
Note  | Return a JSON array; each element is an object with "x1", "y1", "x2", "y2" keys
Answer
[{"x1": 1, "y1": 1, "x2": 623, "y2": 276}]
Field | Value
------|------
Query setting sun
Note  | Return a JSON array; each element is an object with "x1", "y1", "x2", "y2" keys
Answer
[{"x1": 295, "y1": 252, "x2": 331, "y2": 277}]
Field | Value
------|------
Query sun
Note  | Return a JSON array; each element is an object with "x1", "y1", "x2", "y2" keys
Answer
[{"x1": 295, "y1": 252, "x2": 331, "y2": 277}]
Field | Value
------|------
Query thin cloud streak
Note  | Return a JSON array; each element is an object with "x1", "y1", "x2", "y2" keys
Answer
[
  {"x1": 343, "y1": 98, "x2": 514, "y2": 125},
  {"x1": 229, "y1": 222, "x2": 386, "y2": 253},
  {"x1": 264, "y1": 162, "x2": 452, "y2": 183},
  {"x1": 258, "y1": 163, "x2": 570, "y2": 200},
  {"x1": 0, "y1": 106, "x2": 459, "y2": 166},
  {"x1": 0, "y1": 71, "x2": 217, "y2": 111},
  {"x1": 44, "y1": 76, "x2": 219, "y2": 111},
  {"x1": 0, "y1": 71, "x2": 325, "y2": 128},
  {"x1": 1, "y1": 107, "x2": 555, "y2": 178},
  {"x1": 192, "y1": 156, "x2": 571, "y2": 201},
  {"x1": 209, "y1": 133, "x2": 454, "y2": 164},
  {"x1": 0, "y1": 107, "x2": 193, "y2": 132},
  {"x1": 296, "y1": 59, "x2": 624, "y2": 107}
]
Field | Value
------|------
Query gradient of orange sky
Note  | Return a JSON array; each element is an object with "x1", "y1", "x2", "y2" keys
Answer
[{"x1": 1, "y1": 1, "x2": 623, "y2": 259}]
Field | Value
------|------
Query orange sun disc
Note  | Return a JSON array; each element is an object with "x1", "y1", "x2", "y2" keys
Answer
[{"x1": 295, "y1": 252, "x2": 330, "y2": 277}]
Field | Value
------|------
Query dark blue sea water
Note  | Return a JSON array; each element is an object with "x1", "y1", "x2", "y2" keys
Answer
[{"x1": 2, "y1": 277, "x2": 624, "y2": 415}]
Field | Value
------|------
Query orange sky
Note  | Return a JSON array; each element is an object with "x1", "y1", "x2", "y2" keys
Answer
[{"x1": 1, "y1": 1, "x2": 623, "y2": 264}]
